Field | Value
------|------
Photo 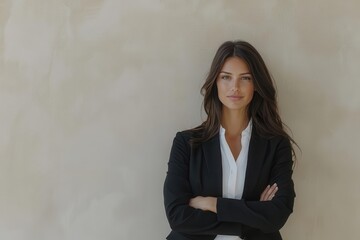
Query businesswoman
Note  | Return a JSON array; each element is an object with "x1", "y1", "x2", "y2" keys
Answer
[{"x1": 163, "y1": 40, "x2": 296, "y2": 240}]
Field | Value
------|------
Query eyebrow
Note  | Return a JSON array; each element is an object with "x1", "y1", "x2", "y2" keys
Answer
[{"x1": 220, "y1": 71, "x2": 252, "y2": 75}]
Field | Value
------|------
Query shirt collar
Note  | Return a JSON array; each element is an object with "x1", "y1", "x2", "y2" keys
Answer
[{"x1": 220, "y1": 119, "x2": 253, "y2": 137}]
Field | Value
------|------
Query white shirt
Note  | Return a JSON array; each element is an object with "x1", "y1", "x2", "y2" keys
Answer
[{"x1": 215, "y1": 120, "x2": 252, "y2": 240}]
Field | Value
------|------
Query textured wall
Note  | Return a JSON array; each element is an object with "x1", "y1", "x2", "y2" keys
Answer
[{"x1": 1, "y1": 0, "x2": 359, "y2": 239}]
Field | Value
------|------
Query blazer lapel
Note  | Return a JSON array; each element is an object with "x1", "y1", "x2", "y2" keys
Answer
[
  {"x1": 243, "y1": 129, "x2": 268, "y2": 198},
  {"x1": 202, "y1": 133, "x2": 223, "y2": 197}
]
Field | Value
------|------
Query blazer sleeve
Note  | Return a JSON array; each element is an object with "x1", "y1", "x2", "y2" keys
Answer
[
  {"x1": 163, "y1": 132, "x2": 246, "y2": 237},
  {"x1": 216, "y1": 136, "x2": 296, "y2": 233}
]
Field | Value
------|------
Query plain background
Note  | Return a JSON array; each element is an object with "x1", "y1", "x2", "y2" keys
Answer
[{"x1": 1, "y1": 0, "x2": 359, "y2": 239}]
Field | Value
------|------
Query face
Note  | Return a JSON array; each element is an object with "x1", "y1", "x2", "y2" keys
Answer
[{"x1": 216, "y1": 57, "x2": 255, "y2": 113}]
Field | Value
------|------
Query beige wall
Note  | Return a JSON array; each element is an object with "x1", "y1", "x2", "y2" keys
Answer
[{"x1": 1, "y1": 0, "x2": 359, "y2": 239}]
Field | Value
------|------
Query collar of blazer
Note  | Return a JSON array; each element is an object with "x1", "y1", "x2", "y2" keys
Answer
[{"x1": 201, "y1": 127, "x2": 268, "y2": 199}]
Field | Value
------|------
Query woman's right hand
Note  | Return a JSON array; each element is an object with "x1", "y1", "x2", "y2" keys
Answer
[{"x1": 260, "y1": 183, "x2": 278, "y2": 201}]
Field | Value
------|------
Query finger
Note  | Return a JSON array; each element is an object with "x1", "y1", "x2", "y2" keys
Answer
[
  {"x1": 260, "y1": 185, "x2": 270, "y2": 201},
  {"x1": 271, "y1": 185, "x2": 279, "y2": 196},
  {"x1": 267, "y1": 184, "x2": 278, "y2": 197},
  {"x1": 260, "y1": 185, "x2": 270, "y2": 200},
  {"x1": 263, "y1": 184, "x2": 275, "y2": 200},
  {"x1": 267, "y1": 190, "x2": 277, "y2": 201},
  {"x1": 264, "y1": 183, "x2": 278, "y2": 200},
  {"x1": 266, "y1": 183, "x2": 279, "y2": 201}
]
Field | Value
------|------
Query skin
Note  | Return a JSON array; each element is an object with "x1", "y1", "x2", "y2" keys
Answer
[{"x1": 189, "y1": 57, "x2": 278, "y2": 213}]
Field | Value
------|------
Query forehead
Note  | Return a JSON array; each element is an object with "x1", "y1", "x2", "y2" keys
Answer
[{"x1": 221, "y1": 57, "x2": 250, "y2": 74}]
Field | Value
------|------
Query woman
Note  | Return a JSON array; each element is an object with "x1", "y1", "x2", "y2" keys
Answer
[{"x1": 163, "y1": 40, "x2": 296, "y2": 240}]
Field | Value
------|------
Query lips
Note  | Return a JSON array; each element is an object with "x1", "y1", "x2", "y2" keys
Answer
[{"x1": 228, "y1": 95, "x2": 243, "y2": 100}]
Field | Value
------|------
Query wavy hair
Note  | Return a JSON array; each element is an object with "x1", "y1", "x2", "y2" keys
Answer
[{"x1": 190, "y1": 40, "x2": 298, "y2": 160}]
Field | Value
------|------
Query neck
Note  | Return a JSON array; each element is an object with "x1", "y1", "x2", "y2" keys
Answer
[{"x1": 221, "y1": 108, "x2": 249, "y2": 136}]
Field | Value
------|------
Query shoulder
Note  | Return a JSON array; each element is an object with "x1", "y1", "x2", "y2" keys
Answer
[
  {"x1": 172, "y1": 126, "x2": 205, "y2": 151},
  {"x1": 251, "y1": 125, "x2": 292, "y2": 149},
  {"x1": 168, "y1": 128, "x2": 204, "y2": 162},
  {"x1": 253, "y1": 128, "x2": 291, "y2": 150},
  {"x1": 176, "y1": 129, "x2": 197, "y2": 140},
  {"x1": 172, "y1": 130, "x2": 195, "y2": 149},
  {"x1": 268, "y1": 135, "x2": 291, "y2": 146},
  {"x1": 175, "y1": 125, "x2": 205, "y2": 141}
]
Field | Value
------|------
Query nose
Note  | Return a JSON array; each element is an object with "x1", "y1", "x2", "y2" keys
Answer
[{"x1": 231, "y1": 79, "x2": 241, "y2": 92}]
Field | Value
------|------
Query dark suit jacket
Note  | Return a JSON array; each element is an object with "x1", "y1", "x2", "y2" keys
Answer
[{"x1": 163, "y1": 127, "x2": 295, "y2": 240}]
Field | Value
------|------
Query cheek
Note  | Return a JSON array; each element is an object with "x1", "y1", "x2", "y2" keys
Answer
[
  {"x1": 249, "y1": 88, "x2": 255, "y2": 98},
  {"x1": 247, "y1": 83, "x2": 255, "y2": 94},
  {"x1": 244, "y1": 84, "x2": 255, "y2": 101},
  {"x1": 216, "y1": 81, "x2": 228, "y2": 94}
]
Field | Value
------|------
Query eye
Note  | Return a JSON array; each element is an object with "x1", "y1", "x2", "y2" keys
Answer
[
  {"x1": 241, "y1": 76, "x2": 252, "y2": 81},
  {"x1": 220, "y1": 75, "x2": 231, "y2": 80}
]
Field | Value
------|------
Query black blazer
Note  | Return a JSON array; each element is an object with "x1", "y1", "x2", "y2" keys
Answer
[{"x1": 163, "y1": 127, "x2": 295, "y2": 240}]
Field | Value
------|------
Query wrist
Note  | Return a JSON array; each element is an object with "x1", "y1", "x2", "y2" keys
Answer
[{"x1": 209, "y1": 197, "x2": 217, "y2": 213}]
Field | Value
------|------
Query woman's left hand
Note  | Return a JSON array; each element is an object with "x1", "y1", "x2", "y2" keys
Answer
[
  {"x1": 189, "y1": 196, "x2": 217, "y2": 213},
  {"x1": 260, "y1": 183, "x2": 278, "y2": 201}
]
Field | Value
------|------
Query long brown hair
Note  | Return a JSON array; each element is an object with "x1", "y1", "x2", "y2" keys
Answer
[{"x1": 190, "y1": 40, "x2": 298, "y2": 159}]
